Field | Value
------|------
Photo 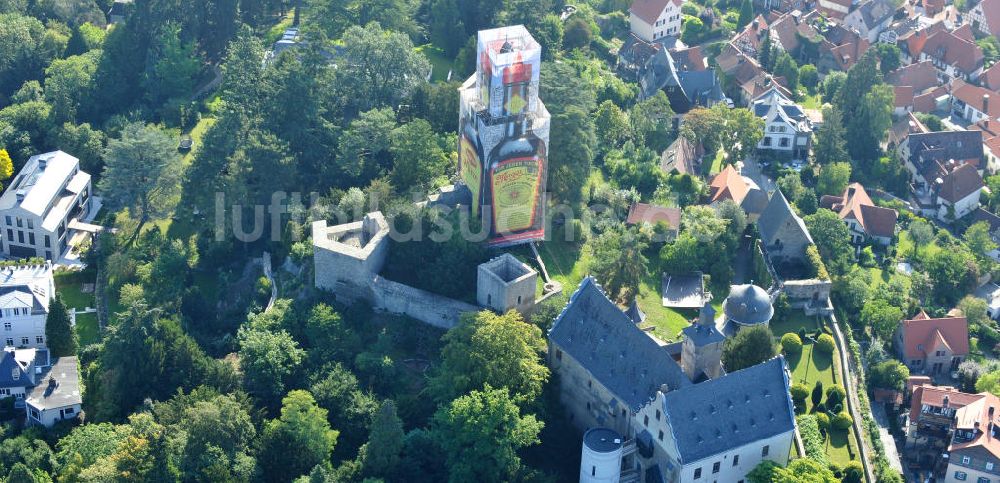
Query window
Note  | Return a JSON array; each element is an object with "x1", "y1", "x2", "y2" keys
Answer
[
  {"x1": 11, "y1": 369, "x2": 18, "y2": 380},
  {"x1": 4, "y1": 338, "x2": 11, "y2": 346},
  {"x1": 779, "y1": 137, "x2": 789, "y2": 147},
  {"x1": 29, "y1": 408, "x2": 39, "y2": 420},
  {"x1": 5, "y1": 229, "x2": 10, "y2": 241},
  {"x1": 35, "y1": 336, "x2": 43, "y2": 344},
  {"x1": 694, "y1": 468, "x2": 702, "y2": 479},
  {"x1": 17, "y1": 231, "x2": 23, "y2": 243},
  {"x1": 28, "y1": 233, "x2": 33, "y2": 245},
  {"x1": 63, "y1": 407, "x2": 75, "y2": 415},
  {"x1": 588, "y1": 380, "x2": 592, "y2": 388},
  {"x1": 658, "y1": 430, "x2": 664, "y2": 441},
  {"x1": 555, "y1": 349, "x2": 562, "y2": 361},
  {"x1": 954, "y1": 472, "x2": 967, "y2": 481},
  {"x1": 644, "y1": 415, "x2": 649, "y2": 426},
  {"x1": 43, "y1": 235, "x2": 49, "y2": 248},
  {"x1": 964, "y1": 456, "x2": 972, "y2": 465},
  {"x1": 4, "y1": 216, "x2": 9, "y2": 226},
  {"x1": 761, "y1": 445, "x2": 770, "y2": 457},
  {"x1": 26, "y1": 220, "x2": 32, "y2": 230},
  {"x1": 936, "y1": 350, "x2": 946, "y2": 356},
  {"x1": 592, "y1": 466, "x2": 596, "y2": 477},
  {"x1": 988, "y1": 462, "x2": 995, "y2": 471},
  {"x1": 763, "y1": 137, "x2": 772, "y2": 146},
  {"x1": 0, "y1": 388, "x2": 9, "y2": 396},
  {"x1": 733, "y1": 455, "x2": 740, "y2": 466},
  {"x1": 16, "y1": 218, "x2": 22, "y2": 228},
  {"x1": 977, "y1": 477, "x2": 989, "y2": 483},
  {"x1": 3, "y1": 323, "x2": 9, "y2": 331},
  {"x1": 656, "y1": 409, "x2": 661, "y2": 420},
  {"x1": 20, "y1": 337, "x2": 28, "y2": 346},
  {"x1": 713, "y1": 462, "x2": 720, "y2": 474},
  {"x1": 912, "y1": 360, "x2": 922, "y2": 366}
]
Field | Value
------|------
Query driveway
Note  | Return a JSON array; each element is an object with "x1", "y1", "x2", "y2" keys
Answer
[
  {"x1": 740, "y1": 157, "x2": 775, "y2": 193},
  {"x1": 871, "y1": 403, "x2": 904, "y2": 474}
]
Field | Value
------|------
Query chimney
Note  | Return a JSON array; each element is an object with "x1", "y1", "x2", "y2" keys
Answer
[
  {"x1": 944, "y1": 395, "x2": 950, "y2": 407},
  {"x1": 984, "y1": 94, "x2": 991, "y2": 115}
]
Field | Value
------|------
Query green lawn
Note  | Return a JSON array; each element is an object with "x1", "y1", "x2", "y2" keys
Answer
[
  {"x1": 54, "y1": 270, "x2": 95, "y2": 310},
  {"x1": 182, "y1": 116, "x2": 216, "y2": 167},
  {"x1": 703, "y1": 149, "x2": 725, "y2": 176},
  {"x1": 896, "y1": 230, "x2": 942, "y2": 262},
  {"x1": 770, "y1": 310, "x2": 859, "y2": 466},
  {"x1": 75, "y1": 313, "x2": 99, "y2": 346},
  {"x1": 800, "y1": 92, "x2": 823, "y2": 110},
  {"x1": 415, "y1": 43, "x2": 456, "y2": 83}
]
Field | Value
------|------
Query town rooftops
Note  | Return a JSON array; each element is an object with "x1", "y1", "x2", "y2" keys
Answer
[
  {"x1": 952, "y1": 79, "x2": 1000, "y2": 119},
  {"x1": 900, "y1": 312, "x2": 969, "y2": 361},
  {"x1": 887, "y1": 61, "x2": 941, "y2": 95},
  {"x1": 630, "y1": 0, "x2": 684, "y2": 24},
  {"x1": 974, "y1": 0, "x2": 1000, "y2": 36},
  {"x1": 709, "y1": 164, "x2": 750, "y2": 205},
  {"x1": 626, "y1": 203, "x2": 681, "y2": 231},
  {"x1": 757, "y1": 190, "x2": 814, "y2": 246},
  {"x1": 0, "y1": 262, "x2": 53, "y2": 314},
  {"x1": 660, "y1": 136, "x2": 703, "y2": 175},
  {"x1": 909, "y1": 384, "x2": 983, "y2": 422},
  {"x1": 853, "y1": 0, "x2": 897, "y2": 28},
  {"x1": 950, "y1": 392, "x2": 1000, "y2": 460},
  {"x1": 908, "y1": 129, "x2": 985, "y2": 171},
  {"x1": 920, "y1": 28, "x2": 984, "y2": 75},
  {"x1": 0, "y1": 349, "x2": 31, "y2": 387},
  {"x1": 820, "y1": 183, "x2": 898, "y2": 238},
  {"x1": 661, "y1": 356, "x2": 795, "y2": 464},
  {"x1": 549, "y1": 277, "x2": 692, "y2": 411},
  {"x1": 25, "y1": 356, "x2": 81, "y2": 410},
  {"x1": 936, "y1": 162, "x2": 984, "y2": 204},
  {"x1": 0, "y1": 151, "x2": 90, "y2": 231},
  {"x1": 983, "y1": 63, "x2": 1000, "y2": 92}
]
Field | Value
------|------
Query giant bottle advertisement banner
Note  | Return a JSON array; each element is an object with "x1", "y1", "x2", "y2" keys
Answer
[{"x1": 457, "y1": 25, "x2": 550, "y2": 248}]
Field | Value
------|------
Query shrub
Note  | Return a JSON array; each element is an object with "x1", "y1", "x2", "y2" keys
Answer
[
  {"x1": 807, "y1": 244, "x2": 830, "y2": 280},
  {"x1": 825, "y1": 384, "x2": 846, "y2": 408},
  {"x1": 815, "y1": 412, "x2": 830, "y2": 431},
  {"x1": 816, "y1": 334, "x2": 836, "y2": 354},
  {"x1": 790, "y1": 383, "x2": 809, "y2": 403},
  {"x1": 798, "y1": 327, "x2": 808, "y2": 341},
  {"x1": 843, "y1": 461, "x2": 864, "y2": 483},
  {"x1": 811, "y1": 381, "x2": 824, "y2": 406},
  {"x1": 781, "y1": 333, "x2": 803, "y2": 355},
  {"x1": 833, "y1": 411, "x2": 853, "y2": 430},
  {"x1": 795, "y1": 415, "x2": 830, "y2": 466}
]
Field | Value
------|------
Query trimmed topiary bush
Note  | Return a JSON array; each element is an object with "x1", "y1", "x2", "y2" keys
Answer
[
  {"x1": 843, "y1": 461, "x2": 864, "y2": 483},
  {"x1": 816, "y1": 333, "x2": 836, "y2": 354},
  {"x1": 812, "y1": 380, "x2": 824, "y2": 406},
  {"x1": 826, "y1": 384, "x2": 846, "y2": 408},
  {"x1": 790, "y1": 383, "x2": 809, "y2": 403},
  {"x1": 781, "y1": 333, "x2": 803, "y2": 355},
  {"x1": 815, "y1": 412, "x2": 830, "y2": 431},
  {"x1": 833, "y1": 411, "x2": 853, "y2": 430}
]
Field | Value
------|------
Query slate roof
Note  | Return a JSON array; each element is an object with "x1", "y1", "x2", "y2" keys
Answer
[
  {"x1": 757, "y1": 190, "x2": 814, "y2": 246},
  {"x1": 741, "y1": 188, "x2": 770, "y2": 216},
  {"x1": 549, "y1": 277, "x2": 692, "y2": 410},
  {"x1": 630, "y1": 0, "x2": 684, "y2": 24},
  {"x1": 900, "y1": 313, "x2": 969, "y2": 360},
  {"x1": 661, "y1": 356, "x2": 795, "y2": 464},
  {"x1": 639, "y1": 48, "x2": 726, "y2": 106},
  {"x1": 723, "y1": 284, "x2": 774, "y2": 326},
  {"x1": 0, "y1": 350, "x2": 30, "y2": 388},
  {"x1": 854, "y1": 0, "x2": 897, "y2": 29},
  {"x1": 907, "y1": 129, "x2": 985, "y2": 174},
  {"x1": 660, "y1": 136, "x2": 703, "y2": 175},
  {"x1": 0, "y1": 264, "x2": 53, "y2": 314}
]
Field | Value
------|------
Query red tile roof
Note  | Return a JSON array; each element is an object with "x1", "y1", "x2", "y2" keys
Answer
[
  {"x1": 709, "y1": 164, "x2": 750, "y2": 204},
  {"x1": 900, "y1": 314, "x2": 969, "y2": 361},
  {"x1": 626, "y1": 203, "x2": 681, "y2": 229},
  {"x1": 937, "y1": 162, "x2": 985, "y2": 204},
  {"x1": 982, "y1": 63, "x2": 1000, "y2": 91},
  {"x1": 951, "y1": 78, "x2": 1000, "y2": 118},
  {"x1": 630, "y1": 0, "x2": 683, "y2": 24},
  {"x1": 950, "y1": 392, "x2": 1000, "y2": 460},
  {"x1": 887, "y1": 61, "x2": 941, "y2": 94},
  {"x1": 909, "y1": 384, "x2": 984, "y2": 423},
  {"x1": 975, "y1": 0, "x2": 1000, "y2": 36},
  {"x1": 821, "y1": 183, "x2": 898, "y2": 238},
  {"x1": 920, "y1": 28, "x2": 984, "y2": 76}
]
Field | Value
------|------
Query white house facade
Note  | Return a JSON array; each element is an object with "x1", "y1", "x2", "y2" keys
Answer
[
  {"x1": 25, "y1": 356, "x2": 82, "y2": 427},
  {"x1": 0, "y1": 263, "x2": 53, "y2": 350},
  {"x1": 630, "y1": 0, "x2": 687, "y2": 42},
  {"x1": 0, "y1": 151, "x2": 92, "y2": 261},
  {"x1": 752, "y1": 87, "x2": 813, "y2": 158}
]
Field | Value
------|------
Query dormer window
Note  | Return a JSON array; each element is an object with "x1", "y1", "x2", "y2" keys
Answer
[{"x1": 11, "y1": 368, "x2": 18, "y2": 380}]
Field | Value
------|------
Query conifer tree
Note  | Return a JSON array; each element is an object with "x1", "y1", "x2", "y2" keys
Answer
[{"x1": 45, "y1": 295, "x2": 77, "y2": 357}]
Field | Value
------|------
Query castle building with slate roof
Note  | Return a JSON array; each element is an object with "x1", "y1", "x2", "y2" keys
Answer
[{"x1": 550, "y1": 277, "x2": 796, "y2": 483}]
